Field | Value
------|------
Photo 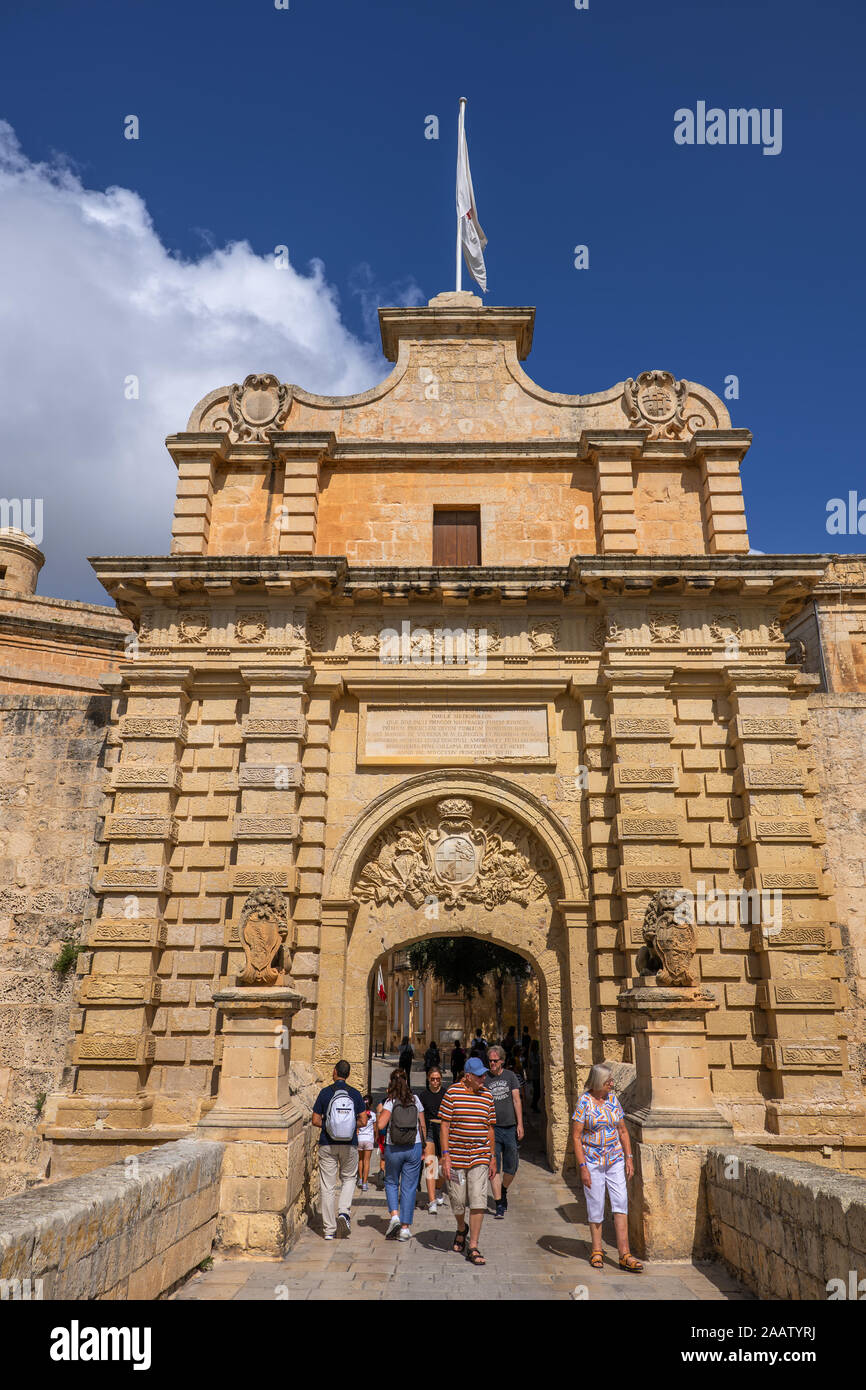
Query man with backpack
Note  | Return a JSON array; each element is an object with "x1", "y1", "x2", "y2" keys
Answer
[{"x1": 311, "y1": 1060, "x2": 369, "y2": 1239}]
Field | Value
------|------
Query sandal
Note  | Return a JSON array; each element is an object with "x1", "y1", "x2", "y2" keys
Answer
[
  {"x1": 619, "y1": 1253, "x2": 644, "y2": 1273},
  {"x1": 451, "y1": 1230, "x2": 467, "y2": 1254},
  {"x1": 466, "y1": 1245, "x2": 486, "y2": 1265},
  {"x1": 589, "y1": 1251, "x2": 604, "y2": 1269}
]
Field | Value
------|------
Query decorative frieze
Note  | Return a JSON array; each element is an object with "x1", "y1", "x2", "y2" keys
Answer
[
  {"x1": 616, "y1": 815, "x2": 682, "y2": 841},
  {"x1": 610, "y1": 717, "x2": 673, "y2": 739},
  {"x1": 618, "y1": 867, "x2": 683, "y2": 889},
  {"x1": 233, "y1": 814, "x2": 300, "y2": 841},
  {"x1": 230, "y1": 867, "x2": 297, "y2": 891},
  {"x1": 103, "y1": 815, "x2": 179, "y2": 842},
  {"x1": 734, "y1": 716, "x2": 799, "y2": 741},
  {"x1": 78, "y1": 976, "x2": 161, "y2": 1005},
  {"x1": 612, "y1": 764, "x2": 678, "y2": 790},
  {"x1": 111, "y1": 764, "x2": 183, "y2": 792},
  {"x1": 95, "y1": 866, "x2": 174, "y2": 893},
  {"x1": 237, "y1": 762, "x2": 304, "y2": 789},
  {"x1": 746, "y1": 869, "x2": 821, "y2": 894},
  {"x1": 241, "y1": 716, "x2": 307, "y2": 740},
  {"x1": 738, "y1": 765, "x2": 806, "y2": 792},
  {"x1": 758, "y1": 981, "x2": 839, "y2": 1009},
  {"x1": 763, "y1": 1042, "x2": 843, "y2": 1071},
  {"x1": 119, "y1": 717, "x2": 189, "y2": 742},
  {"x1": 73, "y1": 1034, "x2": 157, "y2": 1066},
  {"x1": 751, "y1": 923, "x2": 829, "y2": 950},
  {"x1": 87, "y1": 919, "x2": 168, "y2": 948},
  {"x1": 738, "y1": 817, "x2": 813, "y2": 843}
]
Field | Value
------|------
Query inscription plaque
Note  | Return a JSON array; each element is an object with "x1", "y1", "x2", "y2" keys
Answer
[{"x1": 361, "y1": 704, "x2": 551, "y2": 765}]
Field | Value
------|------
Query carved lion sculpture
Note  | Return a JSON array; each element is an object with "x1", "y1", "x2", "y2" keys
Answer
[
  {"x1": 635, "y1": 889, "x2": 697, "y2": 987},
  {"x1": 238, "y1": 887, "x2": 288, "y2": 986}
]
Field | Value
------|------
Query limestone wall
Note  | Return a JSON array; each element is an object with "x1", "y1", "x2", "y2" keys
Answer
[
  {"x1": 706, "y1": 1144, "x2": 866, "y2": 1299},
  {"x1": 0, "y1": 1138, "x2": 222, "y2": 1300},
  {"x1": 0, "y1": 694, "x2": 112, "y2": 1196},
  {"x1": 808, "y1": 693, "x2": 866, "y2": 1079}
]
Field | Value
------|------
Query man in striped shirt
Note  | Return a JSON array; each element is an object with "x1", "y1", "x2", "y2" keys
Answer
[{"x1": 439, "y1": 1056, "x2": 497, "y2": 1266}]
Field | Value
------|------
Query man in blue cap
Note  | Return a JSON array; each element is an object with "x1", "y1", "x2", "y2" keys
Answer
[{"x1": 437, "y1": 1055, "x2": 497, "y2": 1266}]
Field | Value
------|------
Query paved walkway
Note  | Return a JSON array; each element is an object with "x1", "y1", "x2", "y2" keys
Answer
[{"x1": 175, "y1": 1055, "x2": 749, "y2": 1302}]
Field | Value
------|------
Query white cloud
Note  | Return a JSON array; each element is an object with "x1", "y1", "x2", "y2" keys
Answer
[{"x1": 0, "y1": 122, "x2": 407, "y2": 600}]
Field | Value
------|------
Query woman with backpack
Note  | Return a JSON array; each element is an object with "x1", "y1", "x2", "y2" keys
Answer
[{"x1": 377, "y1": 1068, "x2": 426, "y2": 1241}]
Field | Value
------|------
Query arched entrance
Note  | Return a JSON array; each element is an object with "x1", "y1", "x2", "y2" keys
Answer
[{"x1": 319, "y1": 770, "x2": 591, "y2": 1170}]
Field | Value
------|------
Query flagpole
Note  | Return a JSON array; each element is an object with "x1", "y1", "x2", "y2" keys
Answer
[{"x1": 456, "y1": 97, "x2": 467, "y2": 292}]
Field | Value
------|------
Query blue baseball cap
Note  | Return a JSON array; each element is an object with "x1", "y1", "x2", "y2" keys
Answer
[{"x1": 464, "y1": 1057, "x2": 487, "y2": 1076}]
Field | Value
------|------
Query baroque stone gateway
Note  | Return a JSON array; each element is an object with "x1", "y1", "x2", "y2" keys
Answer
[{"x1": 1, "y1": 289, "x2": 866, "y2": 1269}]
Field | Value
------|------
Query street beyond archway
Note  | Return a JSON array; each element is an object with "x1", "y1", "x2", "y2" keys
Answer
[{"x1": 175, "y1": 1057, "x2": 749, "y2": 1303}]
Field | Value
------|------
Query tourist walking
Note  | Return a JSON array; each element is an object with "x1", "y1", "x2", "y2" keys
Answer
[
  {"x1": 521, "y1": 1026, "x2": 531, "y2": 1057},
  {"x1": 377, "y1": 1068, "x2": 426, "y2": 1241},
  {"x1": 423, "y1": 1039, "x2": 440, "y2": 1074},
  {"x1": 449, "y1": 1039, "x2": 466, "y2": 1082},
  {"x1": 438, "y1": 1056, "x2": 497, "y2": 1266},
  {"x1": 356, "y1": 1093, "x2": 376, "y2": 1191},
  {"x1": 419, "y1": 1064, "x2": 448, "y2": 1212},
  {"x1": 485, "y1": 1045, "x2": 524, "y2": 1219},
  {"x1": 469, "y1": 1028, "x2": 489, "y2": 1067},
  {"x1": 527, "y1": 1039, "x2": 541, "y2": 1113},
  {"x1": 502, "y1": 1025, "x2": 516, "y2": 1065},
  {"x1": 572, "y1": 1062, "x2": 643, "y2": 1273},
  {"x1": 311, "y1": 1061, "x2": 368, "y2": 1239},
  {"x1": 398, "y1": 1035, "x2": 414, "y2": 1081}
]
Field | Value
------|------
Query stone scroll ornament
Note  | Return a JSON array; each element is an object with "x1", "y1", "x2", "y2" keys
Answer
[
  {"x1": 623, "y1": 370, "x2": 706, "y2": 440},
  {"x1": 353, "y1": 798, "x2": 552, "y2": 911},
  {"x1": 237, "y1": 887, "x2": 289, "y2": 986},
  {"x1": 635, "y1": 889, "x2": 698, "y2": 987}
]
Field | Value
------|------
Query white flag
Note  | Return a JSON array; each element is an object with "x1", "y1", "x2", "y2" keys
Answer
[{"x1": 456, "y1": 107, "x2": 487, "y2": 292}]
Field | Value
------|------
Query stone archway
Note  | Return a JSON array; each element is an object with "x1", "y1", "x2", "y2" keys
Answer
[{"x1": 319, "y1": 770, "x2": 591, "y2": 1169}]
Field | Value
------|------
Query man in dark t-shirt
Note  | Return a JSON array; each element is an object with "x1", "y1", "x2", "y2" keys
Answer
[
  {"x1": 485, "y1": 1044, "x2": 524, "y2": 1219},
  {"x1": 311, "y1": 1060, "x2": 368, "y2": 1239}
]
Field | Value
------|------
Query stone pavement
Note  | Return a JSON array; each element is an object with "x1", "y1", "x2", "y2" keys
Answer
[{"x1": 175, "y1": 1057, "x2": 750, "y2": 1302}]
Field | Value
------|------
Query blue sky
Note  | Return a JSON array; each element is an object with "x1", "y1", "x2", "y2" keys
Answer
[{"x1": 1, "y1": 0, "x2": 865, "y2": 600}]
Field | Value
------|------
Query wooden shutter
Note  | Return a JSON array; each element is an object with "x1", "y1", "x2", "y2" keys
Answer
[{"x1": 432, "y1": 509, "x2": 480, "y2": 565}]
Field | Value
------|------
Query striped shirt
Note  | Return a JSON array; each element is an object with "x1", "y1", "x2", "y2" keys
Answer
[
  {"x1": 438, "y1": 1081, "x2": 496, "y2": 1170},
  {"x1": 572, "y1": 1092, "x2": 624, "y2": 1171}
]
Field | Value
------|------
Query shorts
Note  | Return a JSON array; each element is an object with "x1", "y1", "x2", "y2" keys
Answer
[
  {"x1": 583, "y1": 1158, "x2": 628, "y2": 1224},
  {"x1": 447, "y1": 1163, "x2": 490, "y2": 1215},
  {"x1": 494, "y1": 1124, "x2": 519, "y2": 1176},
  {"x1": 425, "y1": 1124, "x2": 442, "y2": 1158},
  {"x1": 357, "y1": 1140, "x2": 374, "y2": 1151}
]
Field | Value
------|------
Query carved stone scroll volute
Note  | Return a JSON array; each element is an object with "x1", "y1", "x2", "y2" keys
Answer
[{"x1": 237, "y1": 887, "x2": 289, "y2": 986}]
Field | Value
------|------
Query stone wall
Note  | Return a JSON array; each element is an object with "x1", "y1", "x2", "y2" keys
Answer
[
  {"x1": 808, "y1": 693, "x2": 866, "y2": 1080},
  {"x1": 706, "y1": 1144, "x2": 866, "y2": 1299},
  {"x1": 0, "y1": 694, "x2": 112, "y2": 1195},
  {"x1": 0, "y1": 1138, "x2": 222, "y2": 1300}
]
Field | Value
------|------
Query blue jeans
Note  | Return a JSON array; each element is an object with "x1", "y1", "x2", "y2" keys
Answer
[{"x1": 384, "y1": 1142, "x2": 423, "y2": 1225}]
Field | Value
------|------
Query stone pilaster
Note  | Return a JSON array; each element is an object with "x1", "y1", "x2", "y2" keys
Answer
[
  {"x1": 724, "y1": 664, "x2": 865, "y2": 1137},
  {"x1": 271, "y1": 432, "x2": 335, "y2": 557},
  {"x1": 232, "y1": 664, "x2": 311, "y2": 970},
  {"x1": 166, "y1": 434, "x2": 227, "y2": 555},
  {"x1": 580, "y1": 430, "x2": 646, "y2": 556},
  {"x1": 693, "y1": 430, "x2": 751, "y2": 556},
  {"x1": 601, "y1": 665, "x2": 683, "y2": 1055},
  {"x1": 44, "y1": 665, "x2": 192, "y2": 1162}
]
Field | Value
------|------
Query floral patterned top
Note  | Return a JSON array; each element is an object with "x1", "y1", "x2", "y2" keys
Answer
[{"x1": 572, "y1": 1091, "x2": 625, "y2": 1170}]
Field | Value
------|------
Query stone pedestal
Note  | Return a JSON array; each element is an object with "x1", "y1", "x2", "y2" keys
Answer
[
  {"x1": 619, "y1": 979, "x2": 734, "y2": 1261},
  {"x1": 197, "y1": 986, "x2": 310, "y2": 1256}
]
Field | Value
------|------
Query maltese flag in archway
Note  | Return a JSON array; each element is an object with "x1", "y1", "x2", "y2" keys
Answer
[
  {"x1": 456, "y1": 98, "x2": 487, "y2": 293},
  {"x1": 377, "y1": 965, "x2": 387, "y2": 1002}
]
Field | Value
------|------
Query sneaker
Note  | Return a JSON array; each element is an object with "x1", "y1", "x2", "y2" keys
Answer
[
  {"x1": 361, "y1": 1182, "x2": 369, "y2": 1192},
  {"x1": 428, "y1": 1200, "x2": 439, "y2": 1214},
  {"x1": 385, "y1": 1214, "x2": 401, "y2": 1238},
  {"x1": 337, "y1": 1212, "x2": 351, "y2": 1237},
  {"x1": 435, "y1": 1195, "x2": 446, "y2": 1210},
  {"x1": 398, "y1": 1226, "x2": 412, "y2": 1241},
  {"x1": 324, "y1": 1233, "x2": 335, "y2": 1240},
  {"x1": 502, "y1": 1191, "x2": 508, "y2": 1211},
  {"x1": 494, "y1": 1199, "x2": 506, "y2": 1219}
]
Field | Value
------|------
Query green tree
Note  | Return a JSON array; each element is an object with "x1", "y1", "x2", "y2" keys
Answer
[{"x1": 407, "y1": 937, "x2": 530, "y2": 1039}]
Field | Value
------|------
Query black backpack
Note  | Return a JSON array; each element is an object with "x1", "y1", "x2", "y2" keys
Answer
[{"x1": 389, "y1": 1099, "x2": 418, "y2": 1146}]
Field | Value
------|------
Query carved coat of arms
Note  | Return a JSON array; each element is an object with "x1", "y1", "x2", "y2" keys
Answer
[
  {"x1": 237, "y1": 887, "x2": 288, "y2": 986},
  {"x1": 353, "y1": 798, "x2": 551, "y2": 911},
  {"x1": 636, "y1": 889, "x2": 697, "y2": 987}
]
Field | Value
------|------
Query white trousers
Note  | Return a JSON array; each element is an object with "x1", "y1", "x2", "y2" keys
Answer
[
  {"x1": 584, "y1": 1158, "x2": 628, "y2": 1224},
  {"x1": 318, "y1": 1145, "x2": 359, "y2": 1235}
]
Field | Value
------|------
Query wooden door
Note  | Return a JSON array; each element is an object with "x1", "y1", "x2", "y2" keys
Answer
[{"x1": 432, "y1": 509, "x2": 480, "y2": 565}]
